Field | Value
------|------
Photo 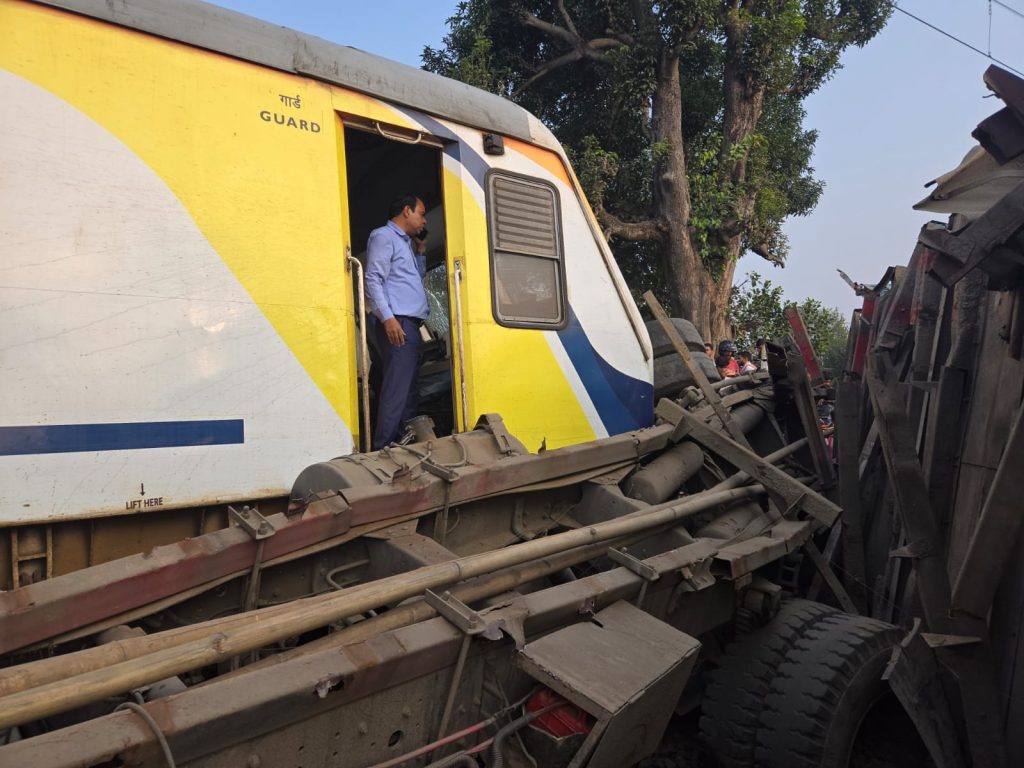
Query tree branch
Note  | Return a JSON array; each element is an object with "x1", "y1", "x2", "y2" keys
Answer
[
  {"x1": 555, "y1": 0, "x2": 578, "y2": 37},
  {"x1": 522, "y1": 12, "x2": 577, "y2": 45},
  {"x1": 515, "y1": 48, "x2": 585, "y2": 93},
  {"x1": 784, "y1": 68, "x2": 818, "y2": 97},
  {"x1": 597, "y1": 204, "x2": 662, "y2": 242},
  {"x1": 515, "y1": 10, "x2": 630, "y2": 94},
  {"x1": 750, "y1": 241, "x2": 785, "y2": 266},
  {"x1": 584, "y1": 38, "x2": 628, "y2": 57}
]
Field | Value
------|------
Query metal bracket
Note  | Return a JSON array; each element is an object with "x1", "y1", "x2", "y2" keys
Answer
[
  {"x1": 667, "y1": 556, "x2": 716, "y2": 613},
  {"x1": 420, "y1": 459, "x2": 460, "y2": 482},
  {"x1": 669, "y1": 418, "x2": 693, "y2": 444},
  {"x1": 424, "y1": 589, "x2": 502, "y2": 638},
  {"x1": 678, "y1": 560, "x2": 715, "y2": 592},
  {"x1": 476, "y1": 413, "x2": 519, "y2": 456},
  {"x1": 608, "y1": 547, "x2": 660, "y2": 607},
  {"x1": 578, "y1": 595, "x2": 597, "y2": 617},
  {"x1": 783, "y1": 491, "x2": 808, "y2": 518},
  {"x1": 511, "y1": 499, "x2": 536, "y2": 542},
  {"x1": 921, "y1": 633, "x2": 983, "y2": 648},
  {"x1": 229, "y1": 505, "x2": 275, "y2": 625},
  {"x1": 228, "y1": 505, "x2": 275, "y2": 540},
  {"x1": 890, "y1": 539, "x2": 934, "y2": 559},
  {"x1": 607, "y1": 548, "x2": 659, "y2": 581}
]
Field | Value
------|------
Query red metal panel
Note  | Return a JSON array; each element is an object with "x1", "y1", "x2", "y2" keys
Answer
[
  {"x1": 851, "y1": 293, "x2": 877, "y2": 377},
  {"x1": 785, "y1": 306, "x2": 824, "y2": 384}
]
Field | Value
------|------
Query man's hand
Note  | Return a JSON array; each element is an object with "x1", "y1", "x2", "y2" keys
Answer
[{"x1": 383, "y1": 317, "x2": 406, "y2": 347}]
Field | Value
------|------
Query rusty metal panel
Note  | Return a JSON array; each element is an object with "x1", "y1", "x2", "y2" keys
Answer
[
  {"x1": 517, "y1": 600, "x2": 700, "y2": 768},
  {"x1": 947, "y1": 293, "x2": 1024, "y2": 576},
  {"x1": 0, "y1": 529, "x2": 758, "y2": 766},
  {"x1": 951, "y1": 402, "x2": 1024, "y2": 618},
  {"x1": 713, "y1": 520, "x2": 813, "y2": 579},
  {"x1": 0, "y1": 424, "x2": 677, "y2": 653},
  {"x1": 0, "y1": 499, "x2": 353, "y2": 654}
]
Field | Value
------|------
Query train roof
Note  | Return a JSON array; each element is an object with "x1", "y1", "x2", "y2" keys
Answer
[{"x1": 33, "y1": 0, "x2": 554, "y2": 148}]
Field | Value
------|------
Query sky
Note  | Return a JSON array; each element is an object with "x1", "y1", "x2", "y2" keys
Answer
[{"x1": 210, "y1": 0, "x2": 1023, "y2": 319}]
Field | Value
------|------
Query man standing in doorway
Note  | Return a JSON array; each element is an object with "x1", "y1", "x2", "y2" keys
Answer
[{"x1": 365, "y1": 194, "x2": 429, "y2": 450}]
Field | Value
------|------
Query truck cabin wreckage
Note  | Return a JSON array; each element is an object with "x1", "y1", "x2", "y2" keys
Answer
[{"x1": 4, "y1": 2, "x2": 1024, "y2": 768}]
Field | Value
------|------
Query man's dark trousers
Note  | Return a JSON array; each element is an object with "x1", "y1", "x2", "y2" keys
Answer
[{"x1": 372, "y1": 315, "x2": 423, "y2": 450}]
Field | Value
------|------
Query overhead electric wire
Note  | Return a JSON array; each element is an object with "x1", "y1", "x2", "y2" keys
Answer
[
  {"x1": 894, "y1": 4, "x2": 1024, "y2": 78},
  {"x1": 993, "y1": 0, "x2": 1024, "y2": 23}
]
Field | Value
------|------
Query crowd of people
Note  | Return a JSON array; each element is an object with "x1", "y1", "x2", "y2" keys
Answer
[{"x1": 705, "y1": 339, "x2": 759, "y2": 379}]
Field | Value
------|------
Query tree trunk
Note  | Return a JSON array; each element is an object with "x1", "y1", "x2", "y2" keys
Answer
[
  {"x1": 701, "y1": 11, "x2": 767, "y2": 346},
  {"x1": 708, "y1": 258, "x2": 739, "y2": 345},
  {"x1": 650, "y1": 48, "x2": 709, "y2": 337},
  {"x1": 721, "y1": 9, "x2": 765, "y2": 189},
  {"x1": 658, "y1": 10, "x2": 768, "y2": 345}
]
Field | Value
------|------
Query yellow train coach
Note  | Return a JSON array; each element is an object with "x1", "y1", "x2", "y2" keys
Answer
[{"x1": 0, "y1": 0, "x2": 655, "y2": 575}]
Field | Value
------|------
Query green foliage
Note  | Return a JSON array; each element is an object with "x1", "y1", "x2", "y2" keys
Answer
[
  {"x1": 728, "y1": 272, "x2": 790, "y2": 351},
  {"x1": 424, "y1": 1, "x2": 892, "y2": 320},
  {"x1": 565, "y1": 135, "x2": 620, "y2": 211},
  {"x1": 422, "y1": 3, "x2": 511, "y2": 94},
  {"x1": 796, "y1": 297, "x2": 849, "y2": 373},
  {"x1": 728, "y1": 272, "x2": 849, "y2": 370}
]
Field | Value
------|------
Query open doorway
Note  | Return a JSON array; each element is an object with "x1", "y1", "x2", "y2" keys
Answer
[{"x1": 343, "y1": 124, "x2": 454, "y2": 444}]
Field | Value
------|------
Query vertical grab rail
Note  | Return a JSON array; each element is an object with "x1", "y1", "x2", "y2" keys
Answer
[
  {"x1": 453, "y1": 260, "x2": 469, "y2": 432},
  {"x1": 347, "y1": 250, "x2": 372, "y2": 452}
]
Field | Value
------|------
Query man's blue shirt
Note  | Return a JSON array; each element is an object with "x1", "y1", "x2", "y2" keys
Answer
[{"x1": 365, "y1": 220, "x2": 430, "y2": 323}]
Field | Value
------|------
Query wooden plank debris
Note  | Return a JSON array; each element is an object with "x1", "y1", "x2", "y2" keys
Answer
[
  {"x1": 803, "y1": 538, "x2": 857, "y2": 614},
  {"x1": 644, "y1": 290, "x2": 752, "y2": 448},
  {"x1": 883, "y1": 621, "x2": 969, "y2": 768},
  {"x1": 785, "y1": 347, "x2": 836, "y2": 488},
  {"x1": 835, "y1": 381, "x2": 869, "y2": 612},
  {"x1": 865, "y1": 352, "x2": 1008, "y2": 768},
  {"x1": 655, "y1": 400, "x2": 841, "y2": 527},
  {"x1": 920, "y1": 181, "x2": 1024, "y2": 288},
  {"x1": 951, "y1": 402, "x2": 1024, "y2": 619}
]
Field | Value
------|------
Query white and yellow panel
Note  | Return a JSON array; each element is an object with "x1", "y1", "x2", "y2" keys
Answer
[
  {"x1": 0, "y1": 1, "x2": 354, "y2": 523},
  {"x1": 0, "y1": 0, "x2": 653, "y2": 525}
]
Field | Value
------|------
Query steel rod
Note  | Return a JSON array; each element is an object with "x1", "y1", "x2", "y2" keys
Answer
[
  {"x1": 0, "y1": 485, "x2": 765, "y2": 730},
  {"x1": 223, "y1": 529, "x2": 661, "y2": 677},
  {"x1": 711, "y1": 437, "x2": 809, "y2": 490},
  {"x1": 0, "y1": 439, "x2": 806, "y2": 699}
]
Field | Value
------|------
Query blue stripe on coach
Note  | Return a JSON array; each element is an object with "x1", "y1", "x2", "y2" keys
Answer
[{"x1": 0, "y1": 420, "x2": 244, "y2": 456}]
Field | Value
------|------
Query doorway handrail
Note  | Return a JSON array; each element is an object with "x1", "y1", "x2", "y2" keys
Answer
[
  {"x1": 347, "y1": 249, "x2": 372, "y2": 452},
  {"x1": 374, "y1": 122, "x2": 423, "y2": 145},
  {"x1": 453, "y1": 259, "x2": 469, "y2": 433}
]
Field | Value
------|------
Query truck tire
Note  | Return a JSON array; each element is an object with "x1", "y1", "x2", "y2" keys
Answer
[
  {"x1": 652, "y1": 353, "x2": 722, "y2": 399},
  {"x1": 645, "y1": 318, "x2": 707, "y2": 357},
  {"x1": 645, "y1": 318, "x2": 722, "y2": 400},
  {"x1": 754, "y1": 612, "x2": 902, "y2": 768},
  {"x1": 700, "y1": 599, "x2": 839, "y2": 768}
]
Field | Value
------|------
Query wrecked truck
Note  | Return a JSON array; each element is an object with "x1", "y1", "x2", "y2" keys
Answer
[{"x1": 0, "y1": 352, "x2": 901, "y2": 768}]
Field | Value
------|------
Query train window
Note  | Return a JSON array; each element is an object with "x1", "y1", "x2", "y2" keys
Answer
[{"x1": 486, "y1": 173, "x2": 566, "y2": 328}]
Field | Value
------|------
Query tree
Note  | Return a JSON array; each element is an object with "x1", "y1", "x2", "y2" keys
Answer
[
  {"x1": 728, "y1": 271, "x2": 789, "y2": 350},
  {"x1": 424, "y1": 1, "x2": 891, "y2": 342},
  {"x1": 796, "y1": 297, "x2": 849, "y2": 373},
  {"x1": 728, "y1": 271, "x2": 849, "y2": 371}
]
